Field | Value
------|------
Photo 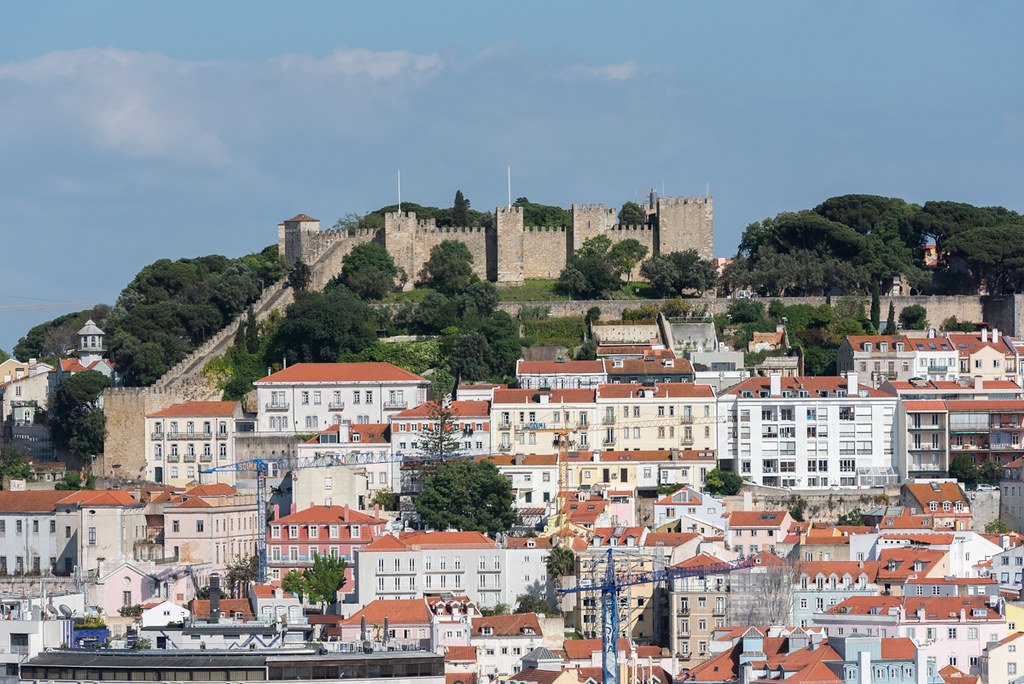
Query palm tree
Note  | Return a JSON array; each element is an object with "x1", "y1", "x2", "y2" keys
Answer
[{"x1": 546, "y1": 545, "x2": 576, "y2": 587}]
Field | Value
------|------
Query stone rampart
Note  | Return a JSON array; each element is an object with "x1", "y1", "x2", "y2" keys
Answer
[
  {"x1": 98, "y1": 386, "x2": 182, "y2": 479},
  {"x1": 522, "y1": 227, "x2": 570, "y2": 279}
]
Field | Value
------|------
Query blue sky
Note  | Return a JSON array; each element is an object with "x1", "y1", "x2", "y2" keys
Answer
[{"x1": 2, "y1": 2, "x2": 1023, "y2": 352}]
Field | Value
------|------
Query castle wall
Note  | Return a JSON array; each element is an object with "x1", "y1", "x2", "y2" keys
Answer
[
  {"x1": 606, "y1": 225, "x2": 656, "y2": 281},
  {"x1": 495, "y1": 207, "x2": 525, "y2": 284},
  {"x1": 656, "y1": 196, "x2": 713, "y2": 259},
  {"x1": 571, "y1": 204, "x2": 618, "y2": 252},
  {"x1": 522, "y1": 227, "x2": 570, "y2": 280},
  {"x1": 98, "y1": 387, "x2": 182, "y2": 479},
  {"x1": 383, "y1": 212, "x2": 488, "y2": 289}
]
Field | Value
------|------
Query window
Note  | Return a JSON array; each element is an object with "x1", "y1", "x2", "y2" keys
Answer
[
  {"x1": 88, "y1": 527, "x2": 96, "y2": 546},
  {"x1": 196, "y1": 520, "x2": 204, "y2": 533},
  {"x1": 365, "y1": 391, "x2": 374, "y2": 404}
]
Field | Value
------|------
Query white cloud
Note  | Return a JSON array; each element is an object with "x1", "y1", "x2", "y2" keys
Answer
[
  {"x1": 563, "y1": 59, "x2": 643, "y2": 82},
  {"x1": 272, "y1": 48, "x2": 441, "y2": 80}
]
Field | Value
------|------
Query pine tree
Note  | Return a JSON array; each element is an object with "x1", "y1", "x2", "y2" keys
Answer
[
  {"x1": 417, "y1": 399, "x2": 461, "y2": 459},
  {"x1": 870, "y1": 282, "x2": 881, "y2": 333},
  {"x1": 884, "y1": 301, "x2": 896, "y2": 334},
  {"x1": 452, "y1": 190, "x2": 470, "y2": 227}
]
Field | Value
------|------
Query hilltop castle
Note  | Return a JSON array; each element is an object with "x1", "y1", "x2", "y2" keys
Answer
[{"x1": 277, "y1": 193, "x2": 712, "y2": 288}]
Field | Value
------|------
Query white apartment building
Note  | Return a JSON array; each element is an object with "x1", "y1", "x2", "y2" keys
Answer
[
  {"x1": 515, "y1": 360, "x2": 607, "y2": 389},
  {"x1": 0, "y1": 491, "x2": 75, "y2": 576},
  {"x1": 390, "y1": 400, "x2": 491, "y2": 457},
  {"x1": 54, "y1": 491, "x2": 146, "y2": 575},
  {"x1": 483, "y1": 455, "x2": 559, "y2": 510},
  {"x1": 145, "y1": 401, "x2": 243, "y2": 487},
  {"x1": 353, "y1": 532, "x2": 547, "y2": 610},
  {"x1": 652, "y1": 487, "x2": 725, "y2": 530},
  {"x1": 254, "y1": 362, "x2": 429, "y2": 434},
  {"x1": 292, "y1": 423, "x2": 393, "y2": 508},
  {"x1": 717, "y1": 373, "x2": 898, "y2": 489}
]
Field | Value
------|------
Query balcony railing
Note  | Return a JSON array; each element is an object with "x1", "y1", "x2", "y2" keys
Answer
[
  {"x1": 166, "y1": 454, "x2": 180, "y2": 463},
  {"x1": 200, "y1": 454, "x2": 213, "y2": 462},
  {"x1": 603, "y1": 415, "x2": 616, "y2": 424},
  {"x1": 183, "y1": 454, "x2": 197, "y2": 463},
  {"x1": 499, "y1": 443, "x2": 513, "y2": 452},
  {"x1": 681, "y1": 415, "x2": 694, "y2": 424},
  {"x1": 383, "y1": 401, "x2": 408, "y2": 410},
  {"x1": 265, "y1": 402, "x2": 290, "y2": 411},
  {"x1": 603, "y1": 437, "x2": 616, "y2": 446},
  {"x1": 499, "y1": 421, "x2": 512, "y2": 430},
  {"x1": 677, "y1": 607, "x2": 690, "y2": 616},
  {"x1": 991, "y1": 444, "x2": 1023, "y2": 451},
  {"x1": 681, "y1": 438, "x2": 694, "y2": 446}
]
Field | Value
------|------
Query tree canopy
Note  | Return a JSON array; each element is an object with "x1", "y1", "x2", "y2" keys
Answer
[
  {"x1": 415, "y1": 459, "x2": 515, "y2": 536},
  {"x1": 641, "y1": 250, "x2": 717, "y2": 297},
  {"x1": 703, "y1": 467, "x2": 743, "y2": 496},
  {"x1": 50, "y1": 370, "x2": 110, "y2": 459},
  {"x1": 421, "y1": 240, "x2": 477, "y2": 294},
  {"x1": 556, "y1": 236, "x2": 624, "y2": 299},
  {"x1": 337, "y1": 242, "x2": 402, "y2": 300},
  {"x1": 267, "y1": 288, "x2": 376, "y2": 365}
]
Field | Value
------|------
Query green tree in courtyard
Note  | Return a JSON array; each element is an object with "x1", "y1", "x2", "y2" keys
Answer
[{"x1": 416, "y1": 460, "x2": 515, "y2": 536}]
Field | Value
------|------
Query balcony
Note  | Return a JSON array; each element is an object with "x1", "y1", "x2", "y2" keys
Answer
[
  {"x1": 384, "y1": 401, "x2": 408, "y2": 410},
  {"x1": 603, "y1": 415, "x2": 616, "y2": 424},
  {"x1": 681, "y1": 415, "x2": 694, "y2": 424},
  {"x1": 603, "y1": 437, "x2": 616, "y2": 446},
  {"x1": 499, "y1": 421, "x2": 512, "y2": 430},
  {"x1": 991, "y1": 443, "x2": 1024, "y2": 451},
  {"x1": 576, "y1": 420, "x2": 590, "y2": 430},
  {"x1": 200, "y1": 454, "x2": 213, "y2": 463},
  {"x1": 215, "y1": 431, "x2": 228, "y2": 440},
  {"x1": 164, "y1": 432, "x2": 208, "y2": 440},
  {"x1": 166, "y1": 454, "x2": 180, "y2": 463},
  {"x1": 328, "y1": 401, "x2": 345, "y2": 410},
  {"x1": 679, "y1": 653, "x2": 691, "y2": 661},
  {"x1": 681, "y1": 438, "x2": 694, "y2": 446},
  {"x1": 677, "y1": 607, "x2": 690, "y2": 616},
  {"x1": 184, "y1": 454, "x2": 197, "y2": 463},
  {"x1": 712, "y1": 607, "x2": 726, "y2": 616},
  {"x1": 499, "y1": 443, "x2": 513, "y2": 452},
  {"x1": 265, "y1": 402, "x2": 290, "y2": 412}
]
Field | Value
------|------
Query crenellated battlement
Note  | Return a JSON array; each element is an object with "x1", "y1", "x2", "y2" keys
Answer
[
  {"x1": 525, "y1": 225, "x2": 568, "y2": 233},
  {"x1": 659, "y1": 195, "x2": 711, "y2": 206},
  {"x1": 611, "y1": 224, "x2": 655, "y2": 231}
]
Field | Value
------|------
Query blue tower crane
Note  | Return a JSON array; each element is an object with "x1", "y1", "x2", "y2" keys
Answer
[
  {"x1": 201, "y1": 449, "x2": 473, "y2": 584},
  {"x1": 559, "y1": 549, "x2": 751, "y2": 684}
]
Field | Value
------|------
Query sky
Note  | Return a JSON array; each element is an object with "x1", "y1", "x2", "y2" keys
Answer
[{"x1": 2, "y1": 2, "x2": 1024, "y2": 352}]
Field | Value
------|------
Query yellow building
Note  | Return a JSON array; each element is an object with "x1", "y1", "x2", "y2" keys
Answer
[
  {"x1": 981, "y1": 630, "x2": 1024, "y2": 684},
  {"x1": 594, "y1": 383, "x2": 718, "y2": 453}
]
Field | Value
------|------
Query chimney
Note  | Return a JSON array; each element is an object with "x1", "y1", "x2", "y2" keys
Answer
[
  {"x1": 847, "y1": 372, "x2": 858, "y2": 397},
  {"x1": 273, "y1": 504, "x2": 280, "y2": 520},
  {"x1": 975, "y1": 376, "x2": 983, "y2": 390},
  {"x1": 383, "y1": 617, "x2": 390, "y2": 644},
  {"x1": 994, "y1": 328, "x2": 1000, "y2": 344},
  {"x1": 275, "y1": 587, "x2": 282, "y2": 599},
  {"x1": 343, "y1": 504, "x2": 350, "y2": 522},
  {"x1": 982, "y1": 328, "x2": 989, "y2": 343},
  {"x1": 769, "y1": 373, "x2": 781, "y2": 397},
  {"x1": 290, "y1": 503, "x2": 297, "y2": 515},
  {"x1": 209, "y1": 573, "x2": 221, "y2": 623},
  {"x1": 373, "y1": 504, "x2": 380, "y2": 519},
  {"x1": 360, "y1": 615, "x2": 367, "y2": 642},
  {"x1": 928, "y1": 329, "x2": 936, "y2": 339}
]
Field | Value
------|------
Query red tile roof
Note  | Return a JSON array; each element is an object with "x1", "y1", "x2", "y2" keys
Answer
[
  {"x1": 185, "y1": 483, "x2": 237, "y2": 496},
  {"x1": 285, "y1": 214, "x2": 318, "y2": 222},
  {"x1": 394, "y1": 400, "x2": 490, "y2": 419},
  {"x1": 273, "y1": 505, "x2": 385, "y2": 526},
  {"x1": 643, "y1": 532, "x2": 700, "y2": 548},
  {"x1": 360, "y1": 530, "x2": 495, "y2": 551},
  {"x1": 605, "y1": 358, "x2": 695, "y2": 376},
  {"x1": 444, "y1": 646, "x2": 477, "y2": 662},
  {"x1": 728, "y1": 510, "x2": 789, "y2": 528},
  {"x1": 251, "y1": 584, "x2": 294, "y2": 599},
  {"x1": 596, "y1": 382, "x2": 711, "y2": 399},
  {"x1": 255, "y1": 362, "x2": 425, "y2": 384},
  {"x1": 724, "y1": 376, "x2": 889, "y2": 398},
  {"x1": 147, "y1": 401, "x2": 240, "y2": 418},
  {"x1": 340, "y1": 598, "x2": 431, "y2": 625},
  {"x1": 563, "y1": 638, "x2": 631, "y2": 660},
  {"x1": 505, "y1": 537, "x2": 554, "y2": 549},
  {"x1": 474, "y1": 613, "x2": 542, "y2": 637},
  {"x1": 58, "y1": 490, "x2": 139, "y2": 506},
  {"x1": 903, "y1": 482, "x2": 969, "y2": 509},
  {"x1": 190, "y1": 598, "x2": 253, "y2": 621},
  {"x1": 0, "y1": 490, "x2": 75, "y2": 513},
  {"x1": 517, "y1": 360, "x2": 606, "y2": 375},
  {"x1": 880, "y1": 638, "x2": 918, "y2": 660},
  {"x1": 492, "y1": 388, "x2": 596, "y2": 405}
]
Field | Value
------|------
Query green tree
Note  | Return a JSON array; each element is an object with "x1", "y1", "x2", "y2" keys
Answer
[
  {"x1": 617, "y1": 201, "x2": 647, "y2": 226},
  {"x1": 225, "y1": 554, "x2": 258, "y2": 597},
  {"x1": 416, "y1": 460, "x2": 515, "y2": 536},
  {"x1": 50, "y1": 370, "x2": 110, "y2": 459},
  {"x1": 608, "y1": 239, "x2": 648, "y2": 281},
  {"x1": 441, "y1": 331, "x2": 491, "y2": 385},
  {"x1": 836, "y1": 508, "x2": 865, "y2": 526},
  {"x1": 940, "y1": 316, "x2": 975, "y2": 332},
  {"x1": 0, "y1": 349, "x2": 8, "y2": 362},
  {"x1": 899, "y1": 305, "x2": 928, "y2": 331},
  {"x1": 556, "y1": 236, "x2": 622, "y2": 299},
  {"x1": 422, "y1": 240, "x2": 476, "y2": 294},
  {"x1": 575, "y1": 339, "x2": 597, "y2": 361},
  {"x1": 338, "y1": 243, "x2": 401, "y2": 300},
  {"x1": 54, "y1": 471, "x2": 94, "y2": 490},
  {"x1": 584, "y1": 307, "x2": 601, "y2": 326},
  {"x1": 788, "y1": 499, "x2": 806, "y2": 522},
  {"x1": 978, "y1": 459, "x2": 1003, "y2": 486},
  {"x1": 369, "y1": 489, "x2": 397, "y2": 511},
  {"x1": 727, "y1": 299, "x2": 766, "y2": 325},
  {"x1": 545, "y1": 546, "x2": 576, "y2": 586},
  {"x1": 640, "y1": 250, "x2": 717, "y2": 297},
  {"x1": 884, "y1": 301, "x2": 897, "y2": 334},
  {"x1": 416, "y1": 400, "x2": 461, "y2": 459},
  {"x1": 282, "y1": 569, "x2": 307, "y2": 603},
  {"x1": 481, "y1": 603, "x2": 510, "y2": 617},
  {"x1": 287, "y1": 260, "x2": 312, "y2": 292},
  {"x1": 870, "y1": 283, "x2": 881, "y2": 332},
  {"x1": 452, "y1": 190, "x2": 471, "y2": 227},
  {"x1": 985, "y1": 519, "x2": 1010, "y2": 534},
  {"x1": 0, "y1": 445, "x2": 32, "y2": 486},
  {"x1": 268, "y1": 289, "x2": 376, "y2": 365},
  {"x1": 513, "y1": 198, "x2": 572, "y2": 229},
  {"x1": 948, "y1": 455, "x2": 979, "y2": 488},
  {"x1": 302, "y1": 553, "x2": 348, "y2": 609},
  {"x1": 514, "y1": 590, "x2": 551, "y2": 615},
  {"x1": 703, "y1": 467, "x2": 743, "y2": 496}
]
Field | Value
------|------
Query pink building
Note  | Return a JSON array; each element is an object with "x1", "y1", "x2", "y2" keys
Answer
[
  {"x1": 268, "y1": 504, "x2": 386, "y2": 583},
  {"x1": 815, "y1": 594, "x2": 1005, "y2": 675},
  {"x1": 726, "y1": 509, "x2": 795, "y2": 556},
  {"x1": 162, "y1": 484, "x2": 260, "y2": 567}
]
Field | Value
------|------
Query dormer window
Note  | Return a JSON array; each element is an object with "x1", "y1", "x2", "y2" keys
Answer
[
  {"x1": 863, "y1": 343, "x2": 873, "y2": 352},
  {"x1": 879, "y1": 343, "x2": 888, "y2": 352},
  {"x1": 526, "y1": 539, "x2": 536, "y2": 548},
  {"x1": 482, "y1": 627, "x2": 493, "y2": 636},
  {"x1": 929, "y1": 502, "x2": 937, "y2": 512},
  {"x1": 895, "y1": 343, "x2": 904, "y2": 352}
]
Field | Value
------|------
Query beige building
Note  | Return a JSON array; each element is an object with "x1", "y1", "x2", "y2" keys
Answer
[
  {"x1": 949, "y1": 331, "x2": 1020, "y2": 383},
  {"x1": 145, "y1": 401, "x2": 244, "y2": 487},
  {"x1": 669, "y1": 552, "x2": 732, "y2": 663},
  {"x1": 491, "y1": 388, "x2": 599, "y2": 454},
  {"x1": 54, "y1": 490, "x2": 146, "y2": 575},
  {"x1": 292, "y1": 423, "x2": 393, "y2": 510},
  {"x1": 0, "y1": 360, "x2": 52, "y2": 426},
  {"x1": 594, "y1": 382, "x2": 717, "y2": 452},
  {"x1": 162, "y1": 484, "x2": 259, "y2": 567},
  {"x1": 981, "y1": 629, "x2": 1024, "y2": 684}
]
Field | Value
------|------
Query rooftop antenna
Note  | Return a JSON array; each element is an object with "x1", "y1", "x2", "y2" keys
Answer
[
  {"x1": 706, "y1": 182, "x2": 710, "y2": 198},
  {"x1": 507, "y1": 166, "x2": 512, "y2": 210},
  {"x1": 662, "y1": 182, "x2": 666, "y2": 198},
  {"x1": 397, "y1": 170, "x2": 402, "y2": 213}
]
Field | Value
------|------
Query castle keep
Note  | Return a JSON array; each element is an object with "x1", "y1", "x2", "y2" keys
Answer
[{"x1": 277, "y1": 195, "x2": 713, "y2": 287}]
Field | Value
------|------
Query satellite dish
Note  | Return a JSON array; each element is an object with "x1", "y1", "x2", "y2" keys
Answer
[
  {"x1": 57, "y1": 604, "x2": 73, "y2": 618},
  {"x1": 46, "y1": 605, "x2": 58, "y2": 616}
]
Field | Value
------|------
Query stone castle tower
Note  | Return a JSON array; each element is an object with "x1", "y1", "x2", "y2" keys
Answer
[{"x1": 278, "y1": 194, "x2": 713, "y2": 288}]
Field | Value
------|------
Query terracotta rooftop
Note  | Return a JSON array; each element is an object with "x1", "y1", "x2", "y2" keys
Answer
[
  {"x1": 728, "y1": 510, "x2": 789, "y2": 528},
  {"x1": 255, "y1": 362, "x2": 425, "y2": 384},
  {"x1": 273, "y1": 505, "x2": 385, "y2": 526},
  {"x1": 361, "y1": 530, "x2": 496, "y2": 551},
  {"x1": 903, "y1": 482, "x2": 969, "y2": 509},
  {"x1": 492, "y1": 388, "x2": 596, "y2": 405},
  {"x1": 473, "y1": 613, "x2": 542, "y2": 637},
  {"x1": 394, "y1": 400, "x2": 490, "y2": 419},
  {"x1": 147, "y1": 401, "x2": 240, "y2": 418},
  {"x1": 517, "y1": 360, "x2": 606, "y2": 375},
  {"x1": 596, "y1": 382, "x2": 711, "y2": 399},
  {"x1": 58, "y1": 490, "x2": 139, "y2": 507},
  {"x1": 0, "y1": 490, "x2": 75, "y2": 513},
  {"x1": 190, "y1": 598, "x2": 253, "y2": 621},
  {"x1": 340, "y1": 598, "x2": 430, "y2": 625}
]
